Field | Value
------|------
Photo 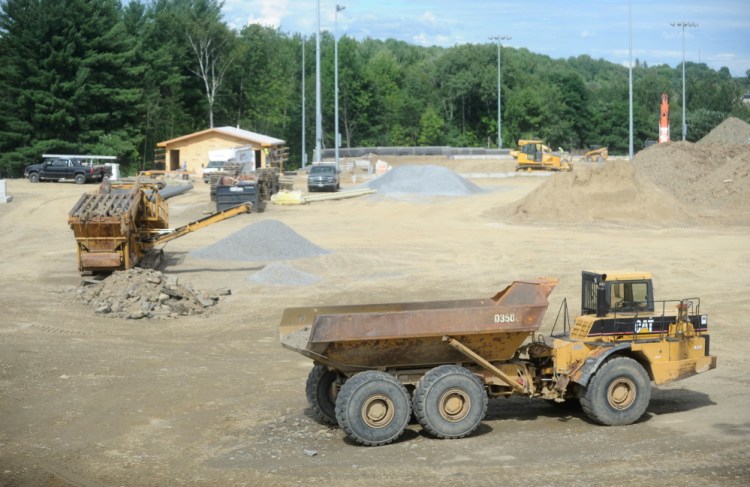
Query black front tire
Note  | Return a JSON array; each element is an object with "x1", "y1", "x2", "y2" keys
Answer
[
  {"x1": 412, "y1": 365, "x2": 487, "y2": 439},
  {"x1": 335, "y1": 370, "x2": 411, "y2": 446},
  {"x1": 580, "y1": 356, "x2": 651, "y2": 426},
  {"x1": 74, "y1": 173, "x2": 86, "y2": 184},
  {"x1": 28, "y1": 172, "x2": 40, "y2": 183},
  {"x1": 306, "y1": 365, "x2": 342, "y2": 425}
]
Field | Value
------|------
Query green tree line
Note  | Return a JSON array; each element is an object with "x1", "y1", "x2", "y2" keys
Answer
[{"x1": 1, "y1": 0, "x2": 749, "y2": 176}]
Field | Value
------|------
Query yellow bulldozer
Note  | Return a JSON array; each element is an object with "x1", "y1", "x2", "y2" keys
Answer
[
  {"x1": 513, "y1": 139, "x2": 572, "y2": 172},
  {"x1": 583, "y1": 146, "x2": 609, "y2": 162}
]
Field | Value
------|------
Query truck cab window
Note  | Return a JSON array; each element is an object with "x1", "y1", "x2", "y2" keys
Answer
[{"x1": 611, "y1": 282, "x2": 649, "y2": 311}]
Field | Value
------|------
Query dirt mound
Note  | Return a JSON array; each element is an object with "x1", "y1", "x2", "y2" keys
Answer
[
  {"x1": 361, "y1": 165, "x2": 483, "y2": 196},
  {"x1": 698, "y1": 117, "x2": 750, "y2": 145},
  {"x1": 632, "y1": 141, "x2": 750, "y2": 215},
  {"x1": 77, "y1": 268, "x2": 228, "y2": 319},
  {"x1": 189, "y1": 220, "x2": 329, "y2": 262},
  {"x1": 485, "y1": 162, "x2": 691, "y2": 226}
]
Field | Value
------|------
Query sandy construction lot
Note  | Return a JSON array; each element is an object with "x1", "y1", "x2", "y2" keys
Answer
[{"x1": 0, "y1": 153, "x2": 749, "y2": 486}]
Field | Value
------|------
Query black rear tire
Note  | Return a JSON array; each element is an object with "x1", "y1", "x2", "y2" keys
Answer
[
  {"x1": 580, "y1": 356, "x2": 651, "y2": 426},
  {"x1": 74, "y1": 173, "x2": 86, "y2": 184},
  {"x1": 412, "y1": 365, "x2": 487, "y2": 439},
  {"x1": 335, "y1": 370, "x2": 411, "y2": 446},
  {"x1": 306, "y1": 365, "x2": 342, "y2": 425}
]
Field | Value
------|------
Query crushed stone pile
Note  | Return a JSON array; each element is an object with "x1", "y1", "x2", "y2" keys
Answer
[
  {"x1": 485, "y1": 161, "x2": 690, "y2": 226},
  {"x1": 632, "y1": 140, "x2": 750, "y2": 213},
  {"x1": 248, "y1": 263, "x2": 320, "y2": 286},
  {"x1": 77, "y1": 268, "x2": 228, "y2": 319},
  {"x1": 697, "y1": 117, "x2": 750, "y2": 145},
  {"x1": 190, "y1": 219, "x2": 329, "y2": 262},
  {"x1": 361, "y1": 165, "x2": 483, "y2": 196}
]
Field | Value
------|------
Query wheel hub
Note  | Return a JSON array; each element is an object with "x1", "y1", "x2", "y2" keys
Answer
[
  {"x1": 361, "y1": 394, "x2": 395, "y2": 428},
  {"x1": 439, "y1": 388, "x2": 471, "y2": 422},
  {"x1": 607, "y1": 378, "x2": 637, "y2": 410}
]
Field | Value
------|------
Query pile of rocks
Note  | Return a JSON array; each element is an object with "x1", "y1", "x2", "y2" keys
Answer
[
  {"x1": 247, "y1": 262, "x2": 320, "y2": 286},
  {"x1": 360, "y1": 164, "x2": 483, "y2": 197},
  {"x1": 189, "y1": 219, "x2": 329, "y2": 262},
  {"x1": 78, "y1": 268, "x2": 229, "y2": 319}
]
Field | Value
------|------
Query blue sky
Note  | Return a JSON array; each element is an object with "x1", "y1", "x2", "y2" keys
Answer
[{"x1": 221, "y1": 0, "x2": 750, "y2": 76}]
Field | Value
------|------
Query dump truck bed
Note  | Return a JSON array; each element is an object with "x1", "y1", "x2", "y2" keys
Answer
[{"x1": 280, "y1": 278, "x2": 557, "y2": 372}]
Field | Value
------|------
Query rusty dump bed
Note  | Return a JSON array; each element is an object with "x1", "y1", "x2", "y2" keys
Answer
[{"x1": 279, "y1": 278, "x2": 557, "y2": 372}]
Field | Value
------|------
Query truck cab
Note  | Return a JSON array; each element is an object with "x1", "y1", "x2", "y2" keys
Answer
[
  {"x1": 553, "y1": 271, "x2": 715, "y2": 390},
  {"x1": 581, "y1": 271, "x2": 654, "y2": 317},
  {"x1": 570, "y1": 271, "x2": 707, "y2": 342}
]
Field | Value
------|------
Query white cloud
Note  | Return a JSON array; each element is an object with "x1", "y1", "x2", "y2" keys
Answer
[
  {"x1": 412, "y1": 33, "x2": 429, "y2": 46},
  {"x1": 245, "y1": 0, "x2": 288, "y2": 28},
  {"x1": 580, "y1": 30, "x2": 594, "y2": 38},
  {"x1": 714, "y1": 52, "x2": 736, "y2": 60},
  {"x1": 421, "y1": 11, "x2": 438, "y2": 27}
]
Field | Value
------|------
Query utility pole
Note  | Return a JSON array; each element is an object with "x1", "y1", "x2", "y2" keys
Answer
[
  {"x1": 335, "y1": 4, "x2": 346, "y2": 170},
  {"x1": 628, "y1": 0, "x2": 633, "y2": 160},
  {"x1": 489, "y1": 35, "x2": 511, "y2": 149},
  {"x1": 314, "y1": 0, "x2": 322, "y2": 162},
  {"x1": 301, "y1": 36, "x2": 307, "y2": 168},
  {"x1": 671, "y1": 21, "x2": 698, "y2": 141}
]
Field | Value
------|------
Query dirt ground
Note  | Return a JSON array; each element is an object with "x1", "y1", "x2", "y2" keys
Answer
[{"x1": 1, "y1": 156, "x2": 749, "y2": 486}]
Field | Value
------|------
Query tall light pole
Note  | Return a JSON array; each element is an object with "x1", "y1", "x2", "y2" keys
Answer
[
  {"x1": 335, "y1": 4, "x2": 346, "y2": 170},
  {"x1": 628, "y1": 0, "x2": 633, "y2": 159},
  {"x1": 671, "y1": 21, "x2": 697, "y2": 141},
  {"x1": 489, "y1": 35, "x2": 511, "y2": 149},
  {"x1": 301, "y1": 36, "x2": 307, "y2": 168},
  {"x1": 314, "y1": 0, "x2": 322, "y2": 162}
]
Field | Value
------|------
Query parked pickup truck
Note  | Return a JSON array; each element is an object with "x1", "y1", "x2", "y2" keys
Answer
[
  {"x1": 24, "y1": 154, "x2": 114, "y2": 184},
  {"x1": 307, "y1": 163, "x2": 340, "y2": 192}
]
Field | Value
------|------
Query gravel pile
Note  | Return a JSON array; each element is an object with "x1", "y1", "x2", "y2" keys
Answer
[
  {"x1": 77, "y1": 268, "x2": 228, "y2": 319},
  {"x1": 190, "y1": 219, "x2": 329, "y2": 262},
  {"x1": 361, "y1": 165, "x2": 483, "y2": 196},
  {"x1": 698, "y1": 117, "x2": 750, "y2": 145},
  {"x1": 248, "y1": 263, "x2": 320, "y2": 286}
]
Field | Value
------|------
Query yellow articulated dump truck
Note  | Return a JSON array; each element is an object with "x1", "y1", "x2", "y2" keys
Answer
[{"x1": 280, "y1": 271, "x2": 716, "y2": 446}]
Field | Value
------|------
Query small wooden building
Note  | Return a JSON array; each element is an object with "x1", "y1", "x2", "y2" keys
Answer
[{"x1": 156, "y1": 126, "x2": 286, "y2": 175}]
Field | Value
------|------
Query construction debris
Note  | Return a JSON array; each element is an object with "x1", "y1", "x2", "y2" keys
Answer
[{"x1": 77, "y1": 268, "x2": 228, "y2": 319}]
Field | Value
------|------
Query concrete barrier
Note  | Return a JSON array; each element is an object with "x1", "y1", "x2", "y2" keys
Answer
[{"x1": 0, "y1": 179, "x2": 11, "y2": 204}]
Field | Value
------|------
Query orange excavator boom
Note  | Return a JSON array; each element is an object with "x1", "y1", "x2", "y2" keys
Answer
[{"x1": 659, "y1": 93, "x2": 670, "y2": 143}]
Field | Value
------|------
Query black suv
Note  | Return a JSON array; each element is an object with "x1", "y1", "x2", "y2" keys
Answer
[{"x1": 307, "y1": 164, "x2": 340, "y2": 192}]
